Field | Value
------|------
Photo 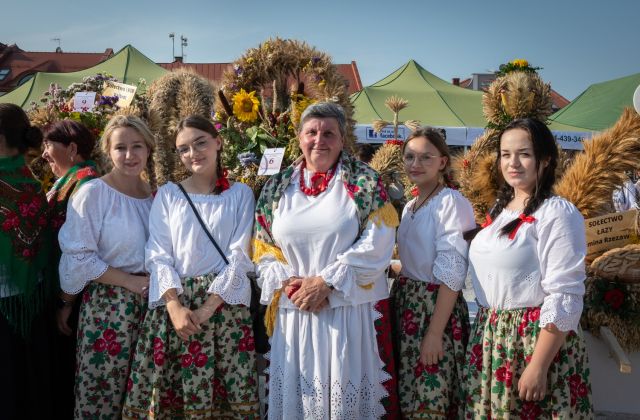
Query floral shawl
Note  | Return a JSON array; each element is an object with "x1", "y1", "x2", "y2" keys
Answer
[
  {"x1": 0, "y1": 155, "x2": 53, "y2": 336},
  {"x1": 253, "y1": 152, "x2": 398, "y2": 261},
  {"x1": 47, "y1": 160, "x2": 99, "y2": 232}
]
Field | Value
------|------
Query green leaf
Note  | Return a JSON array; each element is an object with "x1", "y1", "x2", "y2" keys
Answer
[{"x1": 246, "y1": 126, "x2": 259, "y2": 141}]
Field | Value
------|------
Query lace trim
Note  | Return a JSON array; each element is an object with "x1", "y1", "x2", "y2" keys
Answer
[
  {"x1": 148, "y1": 263, "x2": 182, "y2": 309},
  {"x1": 59, "y1": 252, "x2": 108, "y2": 294},
  {"x1": 256, "y1": 258, "x2": 293, "y2": 305},
  {"x1": 432, "y1": 249, "x2": 468, "y2": 292},
  {"x1": 265, "y1": 303, "x2": 389, "y2": 419},
  {"x1": 319, "y1": 260, "x2": 357, "y2": 301},
  {"x1": 539, "y1": 293, "x2": 583, "y2": 332},
  {"x1": 207, "y1": 254, "x2": 252, "y2": 307}
]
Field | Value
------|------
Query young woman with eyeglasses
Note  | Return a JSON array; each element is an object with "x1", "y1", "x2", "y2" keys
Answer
[
  {"x1": 123, "y1": 115, "x2": 260, "y2": 419},
  {"x1": 392, "y1": 127, "x2": 476, "y2": 418}
]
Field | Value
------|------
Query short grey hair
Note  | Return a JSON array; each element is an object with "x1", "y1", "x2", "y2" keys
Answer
[{"x1": 298, "y1": 102, "x2": 346, "y2": 137}]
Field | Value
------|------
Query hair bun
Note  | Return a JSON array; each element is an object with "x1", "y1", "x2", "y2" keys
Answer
[{"x1": 24, "y1": 126, "x2": 43, "y2": 148}]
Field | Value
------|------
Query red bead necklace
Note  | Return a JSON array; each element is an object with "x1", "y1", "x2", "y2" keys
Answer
[{"x1": 299, "y1": 160, "x2": 337, "y2": 196}]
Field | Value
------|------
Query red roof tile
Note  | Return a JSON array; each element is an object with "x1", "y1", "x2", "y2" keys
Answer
[
  {"x1": 0, "y1": 43, "x2": 113, "y2": 92},
  {"x1": 157, "y1": 61, "x2": 363, "y2": 95}
]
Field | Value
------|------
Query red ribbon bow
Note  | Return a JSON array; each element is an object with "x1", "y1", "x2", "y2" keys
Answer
[
  {"x1": 215, "y1": 168, "x2": 230, "y2": 192},
  {"x1": 481, "y1": 213, "x2": 492, "y2": 228},
  {"x1": 508, "y1": 213, "x2": 536, "y2": 240}
]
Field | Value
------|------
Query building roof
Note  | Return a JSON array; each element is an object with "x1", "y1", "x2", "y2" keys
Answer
[
  {"x1": 456, "y1": 76, "x2": 570, "y2": 111},
  {"x1": 0, "y1": 43, "x2": 113, "y2": 93},
  {"x1": 158, "y1": 60, "x2": 363, "y2": 95}
]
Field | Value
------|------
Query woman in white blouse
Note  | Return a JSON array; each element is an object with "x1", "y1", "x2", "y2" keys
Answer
[
  {"x1": 122, "y1": 116, "x2": 260, "y2": 419},
  {"x1": 253, "y1": 102, "x2": 400, "y2": 419},
  {"x1": 58, "y1": 115, "x2": 154, "y2": 419},
  {"x1": 393, "y1": 127, "x2": 475, "y2": 418},
  {"x1": 463, "y1": 118, "x2": 593, "y2": 418}
]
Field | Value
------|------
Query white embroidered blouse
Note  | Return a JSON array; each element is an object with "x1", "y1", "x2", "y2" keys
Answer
[
  {"x1": 398, "y1": 188, "x2": 476, "y2": 291},
  {"x1": 146, "y1": 181, "x2": 255, "y2": 309},
  {"x1": 58, "y1": 178, "x2": 153, "y2": 294},
  {"x1": 469, "y1": 196, "x2": 586, "y2": 332},
  {"x1": 256, "y1": 163, "x2": 395, "y2": 308}
]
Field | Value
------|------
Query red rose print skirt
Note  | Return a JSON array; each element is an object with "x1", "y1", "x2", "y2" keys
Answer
[
  {"x1": 74, "y1": 282, "x2": 146, "y2": 419},
  {"x1": 390, "y1": 276, "x2": 470, "y2": 419},
  {"x1": 462, "y1": 306, "x2": 594, "y2": 419},
  {"x1": 122, "y1": 273, "x2": 260, "y2": 419}
]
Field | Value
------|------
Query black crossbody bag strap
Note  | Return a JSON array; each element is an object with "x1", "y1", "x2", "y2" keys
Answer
[{"x1": 177, "y1": 183, "x2": 229, "y2": 265}]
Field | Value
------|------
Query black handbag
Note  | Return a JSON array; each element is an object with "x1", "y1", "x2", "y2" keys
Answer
[{"x1": 177, "y1": 183, "x2": 269, "y2": 354}]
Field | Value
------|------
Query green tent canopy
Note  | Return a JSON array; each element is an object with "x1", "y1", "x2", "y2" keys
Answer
[
  {"x1": 0, "y1": 44, "x2": 167, "y2": 108},
  {"x1": 549, "y1": 72, "x2": 640, "y2": 131},
  {"x1": 351, "y1": 59, "x2": 486, "y2": 127}
]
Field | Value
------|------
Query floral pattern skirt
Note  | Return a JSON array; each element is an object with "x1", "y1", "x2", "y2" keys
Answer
[
  {"x1": 391, "y1": 276, "x2": 470, "y2": 419},
  {"x1": 74, "y1": 282, "x2": 146, "y2": 420},
  {"x1": 462, "y1": 306, "x2": 594, "y2": 419},
  {"x1": 122, "y1": 274, "x2": 260, "y2": 420}
]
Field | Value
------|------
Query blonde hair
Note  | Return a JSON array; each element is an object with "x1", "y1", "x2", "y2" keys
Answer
[{"x1": 100, "y1": 115, "x2": 155, "y2": 156}]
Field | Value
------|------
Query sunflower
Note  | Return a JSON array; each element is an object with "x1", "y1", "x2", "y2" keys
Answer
[
  {"x1": 512, "y1": 59, "x2": 529, "y2": 68},
  {"x1": 232, "y1": 89, "x2": 260, "y2": 122}
]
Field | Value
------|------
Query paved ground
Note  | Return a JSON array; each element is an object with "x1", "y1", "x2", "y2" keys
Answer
[{"x1": 595, "y1": 413, "x2": 640, "y2": 419}]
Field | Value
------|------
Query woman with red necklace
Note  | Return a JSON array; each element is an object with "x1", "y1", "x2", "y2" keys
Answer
[
  {"x1": 123, "y1": 115, "x2": 260, "y2": 419},
  {"x1": 254, "y1": 102, "x2": 400, "y2": 419}
]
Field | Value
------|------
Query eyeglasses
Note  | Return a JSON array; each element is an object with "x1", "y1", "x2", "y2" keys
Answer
[
  {"x1": 402, "y1": 153, "x2": 442, "y2": 165},
  {"x1": 176, "y1": 138, "x2": 210, "y2": 157}
]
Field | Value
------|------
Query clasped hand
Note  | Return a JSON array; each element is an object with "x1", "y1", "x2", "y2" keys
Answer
[
  {"x1": 284, "y1": 276, "x2": 331, "y2": 312},
  {"x1": 167, "y1": 295, "x2": 224, "y2": 341}
]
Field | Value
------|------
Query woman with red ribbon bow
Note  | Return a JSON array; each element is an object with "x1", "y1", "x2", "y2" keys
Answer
[
  {"x1": 463, "y1": 118, "x2": 593, "y2": 418},
  {"x1": 123, "y1": 115, "x2": 260, "y2": 419}
]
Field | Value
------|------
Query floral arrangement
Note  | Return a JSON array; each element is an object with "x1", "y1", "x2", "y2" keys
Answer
[
  {"x1": 582, "y1": 276, "x2": 640, "y2": 351},
  {"x1": 496, "y1": 58, "x2": 542, "y2": 77},
  {"x1": 213, "y1": 37, "x2": 355, "y2": 195},
  {"x1": 26, "y1": 74, "x2": 151, "y2": 187}
]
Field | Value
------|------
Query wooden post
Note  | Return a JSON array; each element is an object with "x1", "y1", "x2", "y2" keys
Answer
[{"x1": 600, "y1": 326, "x2": 632, "y2": 374}]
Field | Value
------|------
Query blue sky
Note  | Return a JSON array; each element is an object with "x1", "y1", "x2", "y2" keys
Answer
[{"x1": 2, "y1": 0, "x2": 638, "y2": 100}]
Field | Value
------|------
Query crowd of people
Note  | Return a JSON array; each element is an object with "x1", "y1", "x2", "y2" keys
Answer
[{"x1": 0, "y1": 100, "x2": 594, "y2": 419}]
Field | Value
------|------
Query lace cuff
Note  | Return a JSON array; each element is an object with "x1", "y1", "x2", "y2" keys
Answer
[
  {"x1": 539, "y1": 293, "x2": 583, "y2": 332},
  {"x1": 319, "y1": 260, "x2": 357, "y2": 301},
  {"x1": 256, "y1": 257, "x2": 293, "y2": 305},
  {"x1": 149, "y1": 263, "x2": 182, "y2": 309},
  {"x1": 207, "y1": 254, "x2": 252, "y2": 307},
  {"x1": 59, "y1": 252, "x2": 109, "y2": 294},
  {"x1": 432, "y1": 250, "x2": 468, "y2": 292}
]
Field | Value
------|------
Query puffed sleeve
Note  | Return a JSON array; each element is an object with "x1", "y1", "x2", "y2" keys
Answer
[
  {"x1": 206, "y1": 184, "x2": 255, "y2": 307},
  {"x1": 256, "y1": 255, "x2": 294, "y2": 305},
  {"x1": 320, "y1": 217, "x2": 395, "y2": 304},
  {"x1": 536, "y1": 198, "x2": 586, "y2": 332},
  {"x1": 432, "y1": 192, "x2": 476, "y2": 291},
  {"x1": 146, "y1": 185, "x2": 182, "y2": 309},
  {"x1": 58, "y1": 181, "x2": 109, "y2": 294}
]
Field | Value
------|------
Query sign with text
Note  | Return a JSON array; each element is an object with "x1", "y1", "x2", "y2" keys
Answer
[
  {"x1": 258, "y1": 148, "x2": 285, "y2": 176},
  {"x1": 101, "y1": 81, "x2": 137, "y2": 107},
  {"x1": 553, "y1": 131, "x2": 592, "y2": 150},
  {"x1": 73, "y1": 91, "x2": 96, "y2": 112},
  {"x1": 585, "y1": 209, "x2": 637, "y2": 260}
]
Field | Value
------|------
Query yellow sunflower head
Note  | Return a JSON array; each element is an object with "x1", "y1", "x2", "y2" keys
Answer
[
  {"x1": 511, "y1": 59, "x2": 529, "y2": 68},
  {"x1": 232, "y1": 89, "x2": 260, "y2": 123}
]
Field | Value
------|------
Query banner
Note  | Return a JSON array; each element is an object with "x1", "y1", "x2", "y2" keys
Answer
[
  {"x1": 101, "y1": 81, "x2": 137, "y2": 108},
  {"x1": 585, "y1": 209, "x2": 637, "y2": 260}
]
